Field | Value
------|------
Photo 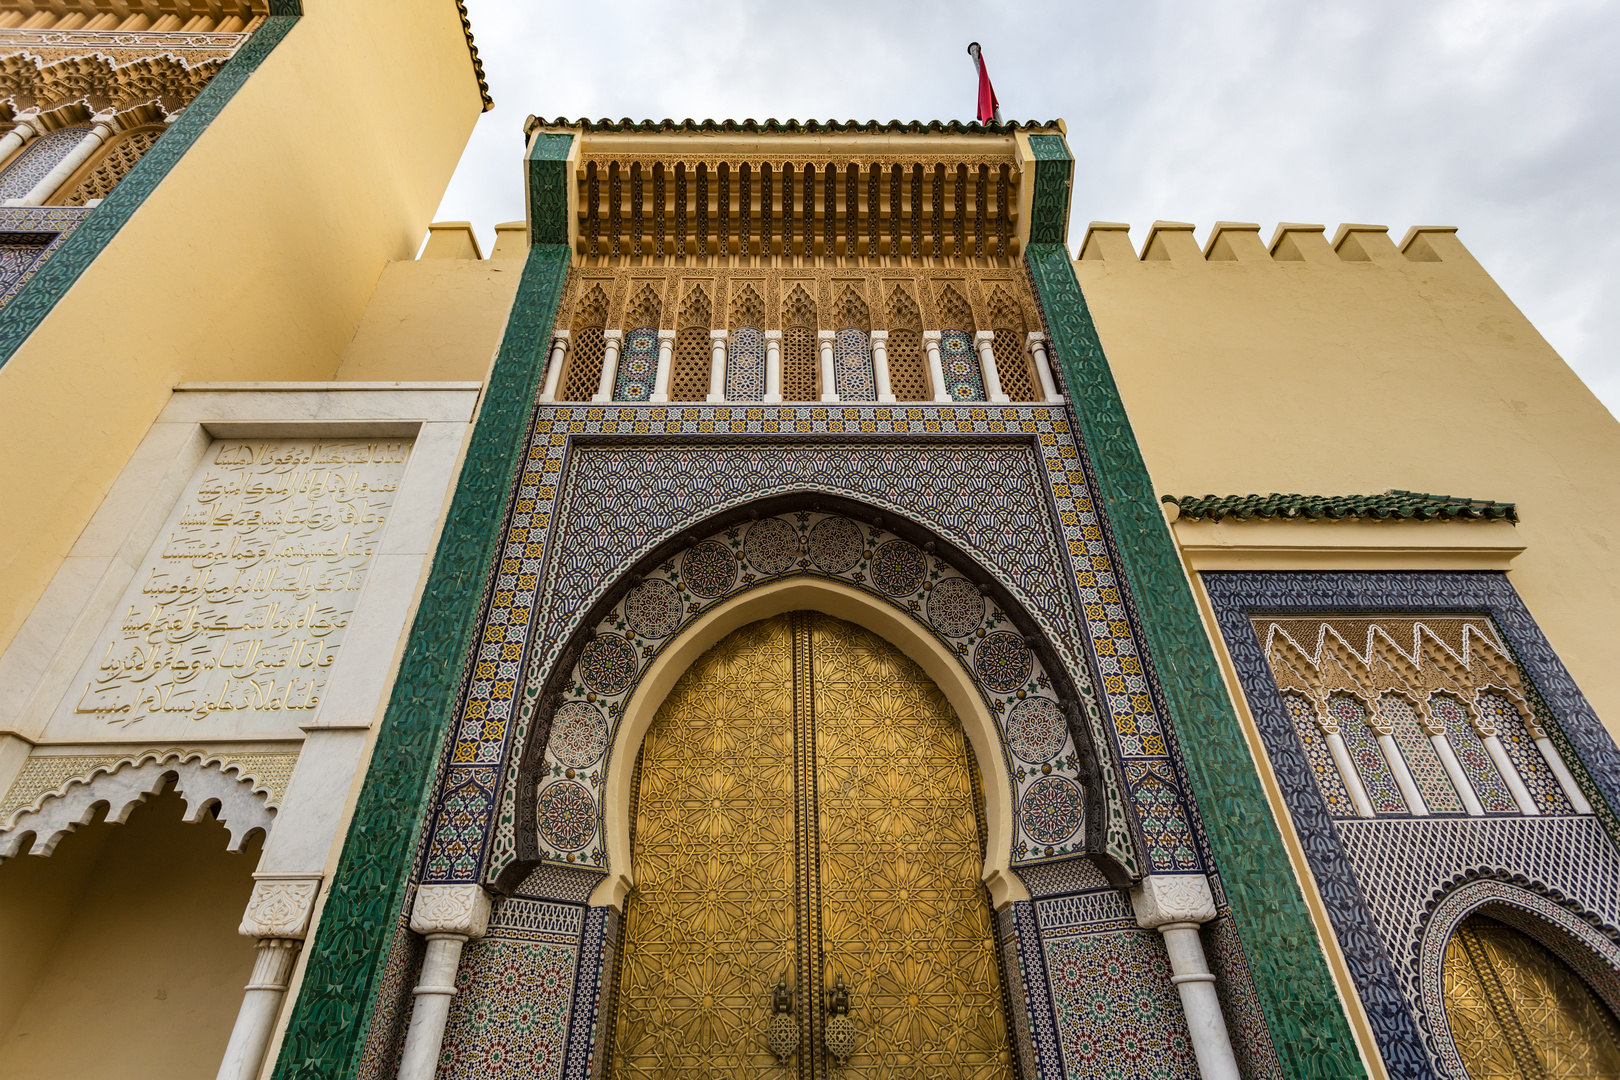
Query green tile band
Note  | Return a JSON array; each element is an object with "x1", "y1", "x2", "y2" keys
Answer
[
  {"x1": 1026, "y1": 134, "x2": 1073, "y2": 246},
  {"x1": 527, "y1": 133, "x2": 575, "y2": 246},
  {"x1": 1025, "y1": 241, "x2": 1367, "y2": 1079},
  {"x1": 269, "y1": 242, "x2": 571, "y2": 1079},
  {"x1": 0, "y1": 14, "x2": 298, "y2": 370}
]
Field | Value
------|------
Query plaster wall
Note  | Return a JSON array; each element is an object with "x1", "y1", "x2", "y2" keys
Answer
[
  {"x1": 332, "y1": 256, "x2": 525, "y2": 383},
  {"x1": 0, "y1": 789, "x2": 259, "y2": 1079},
  {"x1": 0, "y1": 0, "x2": 485, "y2": 656},
  {"x1": 1076, "y1": 226, "x2": 1620, "y2": 734}
]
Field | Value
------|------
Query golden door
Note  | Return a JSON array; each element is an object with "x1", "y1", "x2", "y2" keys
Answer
[
  {"x1": 1443, "y1": 914, "x2": 1620, "y2": 1078},
  {"x1": 610, "y1": 613, "x2": 1013, "y2": 1080}
]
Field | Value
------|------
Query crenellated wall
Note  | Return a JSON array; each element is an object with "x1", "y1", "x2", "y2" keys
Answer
[{"x1": 1076, "y1": 221, "x2": 1620, "y2": 735}]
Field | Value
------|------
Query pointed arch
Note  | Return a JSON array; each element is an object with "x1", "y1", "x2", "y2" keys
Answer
[
  {"x1": 834, "y1": 283, "x2": 870, "y2": 332},
  {"x1": 936, "y1": 283, "x2": 975, "y2": 332},
  {"x1": 668, "y1": 284, "x2": 712, "y2": 401},
  {"x1": 624, "y1": 282, "x2": 661, "y2": 331},
  {"x1": 562, "y1": 284, "x2": 610, "y2": 401},
  {"x1": 728, "y1": 282, "x2": 765, "y2": 329},
  {"x1": 781, "y1": 283, "x2": 818, "y2": 401},
  {"x1": 886, "y1": 285, "x2": 927, "y2": 401},
  {"x1": 987, "y1": 285, "x2": 1037, "y2": 400}
]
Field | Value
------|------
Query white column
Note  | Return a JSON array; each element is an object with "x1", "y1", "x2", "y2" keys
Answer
[
  {"x1": 215, "y1": 874, "x2": 322, "y2": 1080},
  {"x1": 1534, "y1": 737, "x2": 1593, "y2": 814},
  {"x1": 538, "y1": 330, "x2": 568, "y2": 402},
  {"x1": 1324, "y1": 726, "x2": 1376, "y2": 818},
  {"x1": 650, "y1": 329, "x2": 675, "y2": 403},
  {"x1": 1483, "y1": 734, "x2": 1540, "y2": 815},
  {"x1": 16, "y1": 110, "x2": 115, "y2": 206},
  {"x1": 975, "y1": 330, "x2": 1009, "y2": 403},
  {"x1": 764, "y1": 330, "x2": 783, "y2": 403},
  {"x1": 398, "y1": 885, "x2": 494, "y2": 1080},
  {"x1": 1376, "y1": 733, "x2": 1429, "y2": 815},
  {"x1": 0, "y1": 109, "x2": 45, "y2": 164},
  {"x1": 1431, "y1": 733, "x2": 1487, "y2": 816},
  {"x1": 707, "y1": 329, "x2": 728, "y2": 403},
  {"x1": 923, "y1": 330, "x2": 950, "y2": 403},
  {"x1": 592, "y1": 329, "x2": 622, "y2": 403},
  {"x1": 1131, "y1": 877, "x2": 1240, "y2": 1080},
  {"x1": 871, "y1": 330, "x2": 895, "y2": 402},
  {"x1": 1029, "y1": 332, "x2": 1063, "y2": 402},
  {"x1": 817, "y1": 330, "x2": 839, "y2": 403}
]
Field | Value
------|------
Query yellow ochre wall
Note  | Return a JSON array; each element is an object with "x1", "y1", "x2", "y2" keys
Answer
[
  {"x1": 0, "y1": 0, "x2": 486, "y2": 657},
  {"x1": 0, "y1": 791, "x2": 261, "y2": 1079},
  {"x1": 1076, "y1": 221, "x2": 1620, "y2": 738}
]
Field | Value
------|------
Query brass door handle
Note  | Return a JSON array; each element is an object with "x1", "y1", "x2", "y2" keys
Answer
[
  {"x1": 823, "y1": 976, "x2": 857, "y2": 1064},
  {"x1": 767, "y1": 974, "x2": 797, "y2": 1062}
]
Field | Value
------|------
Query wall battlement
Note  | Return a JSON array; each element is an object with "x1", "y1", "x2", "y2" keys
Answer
[{"x1": 1080, "y1": 220, "x2": 1468, "y2": 267}]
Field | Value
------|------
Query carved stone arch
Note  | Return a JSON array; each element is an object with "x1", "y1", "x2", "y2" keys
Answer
[
  {"x1": 624, "y1": 282, "x2": 661, "y2": 330},
  {"x1": 677, "y1": 282, "x2": 711, "y2": 329},
  {"x1": 0, "y1": 752, "x2": 275, "y2": 860},
  {"x1": 887, "y1": 283, "x2": 922, "y2": 331},
  {"x1": 728, "y1": 282, "x2": 765, "y2": 329},
  {"x1": 936, "y1": 283, "x2": 975, "y2": 331},
  {"x1": 572, "y1": 283, "x2": 609, "y2": 330},
  {"x1": 988, "y1": 285, "x2": 1026, "y2": 334},
  {"x1": 834, "y1": 283, "x2": 870, "y2": 332},
  {"x1": 1417, "y1": 875, "x2": 1620, "y2": 1080},
  {"x1": 782, "y1": 283, "x2": 817, "y2": 329},
  {"x1": 502, "y1": 492, "x2": 1115, "y2": 904}
]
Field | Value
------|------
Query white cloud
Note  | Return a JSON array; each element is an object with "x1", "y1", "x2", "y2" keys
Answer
[{"x1": 436, "y1": 0, "x2": 1620, "y2": 415}]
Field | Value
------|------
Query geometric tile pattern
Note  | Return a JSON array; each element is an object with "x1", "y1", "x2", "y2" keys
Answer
[
  {"x1": 939, "y1": 329, "x2": 986, "y2": 401},
  {"x1": 1381, "y1": 695, "x2": 1465, "y2": 814},
  {"x1": 414, "y1": 403, "x2": 1209, "y2": 891},
  {"x1": 1204, "y1": 915, "x2": 1286, "y2": 1080},
  {"x1": 0, "y1": 125, "x2": 90, "y2": 199},
  {"x1": 561, "y1": 906, "x2": 615, "y2": 1080},
  {"x1": 723, "y1": 327, "x2": 764, "y2": 401},
  {"x1": 832, "y1": 327, "x2": 875, "y2": 400},
  {"x1": 1040, "y1": 927, "x2": 1198, "y2": 1079},
  {"x1": 527, "y1": 511, "x2": 1091, "y2": 870},
  {"x1": 612, "y1": 327, "x2": 659, "y2": 402},
  {"x1": 1001, "y1": 900, "x2": 1064, "y2": 1079},
  {"x1": 435, "y1": 938, "x2": 578, "y2": 1080},
  {"x1": 1204, "y1": 570, "x2": 1620, "y2": 1080},
  {"x1": 0, "y1": 206, "x2": 91, "y2": 309}
]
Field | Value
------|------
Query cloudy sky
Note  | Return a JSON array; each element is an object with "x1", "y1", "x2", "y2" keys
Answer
[{"x1": 435, "y1": 0, "x2": 1620, "y2": 416}]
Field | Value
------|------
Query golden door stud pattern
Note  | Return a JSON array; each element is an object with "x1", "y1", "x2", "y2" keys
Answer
[
  {"x1": 610, "y1": 616, "x2": 797, "y2": 1080},
  {"x1": 611, "y1": 614, "x2": 1011, "y2": 1080}
]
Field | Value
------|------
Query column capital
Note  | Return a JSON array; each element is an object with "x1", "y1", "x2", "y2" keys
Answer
[
  {"x1": 764, "y1": 329, "x2": 783, "y2": 340},
  {"x1": 1026, "y1": 331, "x2": 1048, "y2": 346},
  {"x1": 551, "y1": 328, "x2": 570, "y2": 341},
  {"x1": 869, "y1": 330, "x2": 889, "y2": 341},
  {"x1": 817, "y1": 329, "x2": 837, "y2": 342},
  {"x1": 411, "y1": 883, "x2": 494, "y2": 939},
  {"x1": 922, "y1": 330, "x2": 943, "y2": 342},
  {"x1": 1131, "y1": 874, "x2": 1217, "y2": 929},
  {"x1": 239, "y1": 873, "x2": 322, "y2": 940},
  {"x1": 710, "y1": 328, "x2": 729, "y2": 340},
  {"x1": 602, "y1": 328, "x2": 622, "y2": 340},
  {"x1": 657, "y1": 329, "x2": 677, "y2": 341},
  {"x1": 974, "y1": 329, "x2": 995, "y2": 343}
]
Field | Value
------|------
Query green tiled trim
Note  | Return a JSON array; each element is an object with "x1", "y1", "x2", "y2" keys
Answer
[
  {"x1": 527, "y1": 133, "x2": 575, "y2": 246},
  {"x1": 1169, "y1": 490, "x2": 1517, "y2": 522},
  {"x1": 524, "y1": 116, "x2": 1061, "y2": 137},
  {"x1": 0, "y1": 15, "x2": 298, "y2": 370},
  {"x1": 269, "y1": 244, "x2": 572, "y2": 1080},
  {"x1": 1026, "y1": 134, "x2": 1072, "y2": 246},
  {"x1": 1025, "y1": 242, "x2": 1366, "y2": 1079}
]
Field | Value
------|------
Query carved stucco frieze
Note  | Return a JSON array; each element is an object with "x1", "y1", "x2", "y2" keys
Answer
[
  {"x1": 240, "y1": 875, "x2": 322, "y2": 939},
  {"x1": 410, "y1": 883, "x2": 493, "y2": 939},
  {"x1": 1131, "y1": 873, "x2": 1218, "y2": 928}
]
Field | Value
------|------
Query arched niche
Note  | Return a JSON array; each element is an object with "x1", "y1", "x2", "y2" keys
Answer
[
  {"x1": 1418, "y1": 876, "x2": 1620, "y2": 1079},
  {"x1": 497, "y1": 493, "x2": 1117, "y2": 905}
]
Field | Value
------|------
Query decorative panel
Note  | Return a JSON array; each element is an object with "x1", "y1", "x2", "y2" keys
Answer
[
  {"x1": 831, "y1": 327, "x2": 875, "y2": 400},
  {"x1": 724, "y1": 326, "x2": 765, "y2": 400},
  {"x1": 939, "y1": 329, "x2": 986, "y2": 401},
  {"x1": 1380, "y1": 694, "x2": 1464, "y2": 814},
  {"x1": 612, "y1": 327, "x2": 659, "y2": 402}
]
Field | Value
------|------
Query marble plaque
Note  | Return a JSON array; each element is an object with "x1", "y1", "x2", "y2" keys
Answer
[{"x1": 47, "y1": 437, "x2": 411, "y2": 741}]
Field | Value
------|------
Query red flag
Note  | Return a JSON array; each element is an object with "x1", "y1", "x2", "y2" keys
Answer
[{"x1": 967, "y1": 42, "x2": 1001, "y2": 125}]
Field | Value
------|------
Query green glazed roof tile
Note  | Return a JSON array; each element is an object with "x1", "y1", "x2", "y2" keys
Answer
[
  {"x1": 522, "y1": 116, "x2": 1061, "y2": 137},
  {"x1": 1162, "y1": 489, "x2": 1518, "y2": 523}
]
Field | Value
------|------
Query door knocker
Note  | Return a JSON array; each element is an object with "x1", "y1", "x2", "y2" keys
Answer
[
  {"x1": 824, "y1": 976, "x2": 857, "y2": 1064},
  {"x1": 767, "y1": 973, "x2": 797, "y2": 1062}
]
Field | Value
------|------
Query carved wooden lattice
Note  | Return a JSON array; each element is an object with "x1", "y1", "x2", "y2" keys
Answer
[
  {"x1": 887, "y1": 330, "x2": 928, "y2": 402},
  {"x1": 562, "y1": 285, "x2": 609, "y2": 401},
  {"x1": 987, "y1": 287, "x2": 1035, "y2": 401},
  {"x1": 668, "y1": 286, "x2": 712, "y2": 401},
  {"x1": 782, "y1": 284, "x2": 817, "y2": 401},
  {"x1": 60, "y1": 128, "x2": 160, "y2": 206}
]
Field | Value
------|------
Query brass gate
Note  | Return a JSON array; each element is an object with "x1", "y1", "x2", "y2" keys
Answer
[{"x1": 609, "y1": 612, "x2": 1013, "y2": 1079}]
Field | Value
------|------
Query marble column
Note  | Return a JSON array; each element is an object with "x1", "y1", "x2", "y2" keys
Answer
[
  {"x1": 817, "y1": 329, "x2": 839, "y2": 403},
  {"x1": 1131, "y1": 876, "x2": 1240, "y2": 1080},
  {"x1": 1321, "y1": 719, "x2": 1376, "y2": 818},
  {"x1": 871, "y1": 330, "x2": 895, "y2": 402},
  {"x1": 1483, "y1": 732, "x2": 1540, "y2": 815},
  {"x1": 1373, "y1": 727, "x2": 1429, "y2": 815},
  {"x1": 592, "y1": 329, "x2": 622, "y2": 403},
  {"x1": 976, "y1": 330, "x2": 1009, "y2": 403},
  {"x1": 1028, "y1": 332, "x2": 1064, "y2": 402},
  {"x1": 707, "y1": 329, "x2": 728, "y2": 403},
  {"x1": 923, "y1": 330, "x2": 950, "y2": 403},
  {"x1": 214, "y1": 875, "x2": 322, "y2": 1080},
  {"x1": 17, "y1": 111, "x2": 115, "y2": 206},
  {"x1": 763, "y1": 330, "x2": 783, "y2": 403},
  {"x1": 397, "y1": 885, "x2": 494, "y2": 1080},
  {"x1": 1535, "y1": 735, "x2": 1593, "y2": 813},
  {"x1": 0, "y1": 109, "x2": 45, "y2": 164},
  {"x1": 1430, "y1": 731, "x2": 1487, "y2": 816},
  {"x1": 538, "y1": 330, "x2": 568, "y2": 402},
  {"x1": 650, "y1": 329, "x2": 676, "y2": 403}
]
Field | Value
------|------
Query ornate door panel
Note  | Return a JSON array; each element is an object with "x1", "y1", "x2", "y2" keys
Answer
[
  {"x1": 612, "y1": 613, "x2": 1012, "y2": 1079},
  {"x1": 812, "y1": 614, "x2": 1013, "y2": 1078},
  {"x1": 611, "y1": 616, "x2": 799, "y2": 1079},
  {"x1": 1443, "y1": 915, "x2": 1620, "y2": 1078}
]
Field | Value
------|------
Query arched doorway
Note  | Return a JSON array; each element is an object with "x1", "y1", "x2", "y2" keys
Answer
[
  {"x1": 609, "y1": 612, "x2": 1013, "y2": 1078},
  {"x1": 1443, "y1": 913, "x2": 1620, "y2": 1078}
]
